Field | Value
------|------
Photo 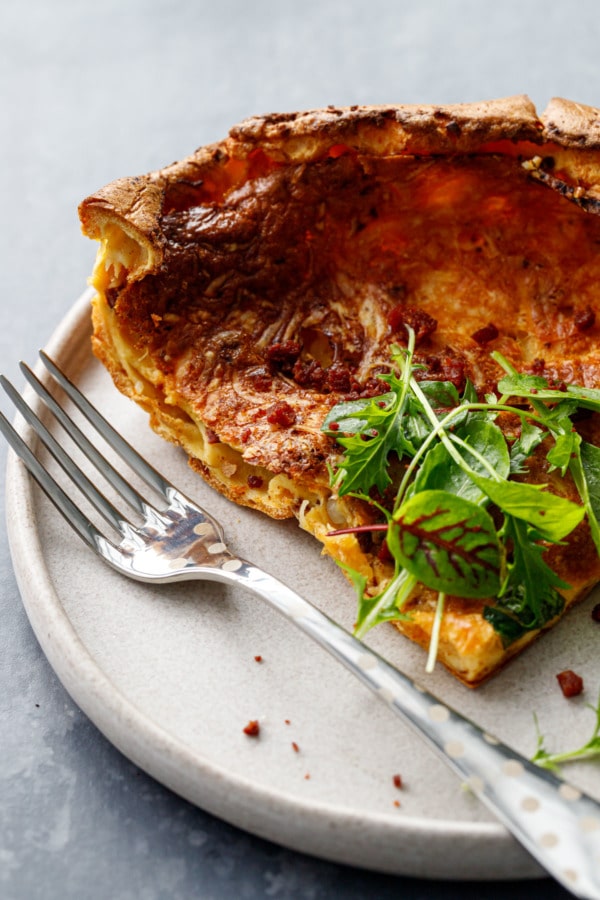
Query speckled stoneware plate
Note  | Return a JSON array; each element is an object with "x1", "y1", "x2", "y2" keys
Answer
[{"x1": 6, "y1": 290, "x2": 600, "y2": 880}]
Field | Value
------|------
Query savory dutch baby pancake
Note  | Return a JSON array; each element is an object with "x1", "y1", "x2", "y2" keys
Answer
[{"x1": 80, "y1": 95, "x2": 600, "y2": 685}]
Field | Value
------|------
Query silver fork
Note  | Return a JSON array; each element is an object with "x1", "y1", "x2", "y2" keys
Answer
[{"x1": 2, "y1": 353, "x2": 600, "y2": 899}]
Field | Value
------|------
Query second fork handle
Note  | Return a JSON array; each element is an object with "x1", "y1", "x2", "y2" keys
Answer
[{"x1": 224, "y1": 558, "x2": 600, "y2": 900}]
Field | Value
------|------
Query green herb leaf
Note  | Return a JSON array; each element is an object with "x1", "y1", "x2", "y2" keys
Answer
[
  {"x1": 352, "y1": 567, "x2": 416, "y2": 639},
  {"x1": 580, "y1": 441, "x2": 600, "y2": 521},
  {"x1": 323, "y1": 390, "x2": 415, "y2": 496},
  {"x1": 546, "y1": 420, "x2": 581, "y2": 476},
  {"x1": 532, "y1": 690, "x2": 600, "y2": 770},
  {"x1": 509, "y1": 419, "x2": 545, "y2": 474},
  {"x1": 471, "y1": 477, "x2": 585, "y2": 542},
  {"x1": 489, "y1": 515, "x2": 568, "y2": 645},
  {"x1": 322, "y1": 393, "x2": 395, "y2": 435},
  {"x1": 498, "y1": 373, "x2": 600, "y2": 413},
  {"x1": 484, "y1": 581, "x2": 564, "y2": 646},
  {"x1": 323, "y1": 342, "x2": 599, "y2": 657},
  {"x1": 415, "y1": 379, "x2": 460, "y2": 409},
  {"x1": 414, "y1": 420, "x2": 509, "y2": 505},
  {"x1": 497, "y1": 373, "x2": 550, "y2": 394},
  {"x1": 393, "y1": 490, "x2": 501, "y2": 598}
]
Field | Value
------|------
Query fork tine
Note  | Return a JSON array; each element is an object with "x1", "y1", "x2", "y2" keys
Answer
[
  {"x1": 1, "y1": 375, "x2": 134, "y2": 536},
  {"x1": 20, "y1": 363, "x2": 151, "y2": 518},
  {"x1": 40, "y1": 351, "x2": 172, "y2": 501},
  {"x1": 0, "y1": 407, "x2": 104, "y2": 550}
]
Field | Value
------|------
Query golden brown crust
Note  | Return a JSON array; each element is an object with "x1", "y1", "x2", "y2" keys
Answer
[
  {"x1": 228, "y1": 95, "x2": 543, "y2": 158},
  {"x1": 78, "y1": 95, "x2": 600, "y2": 267},
  {"x1": 80, "y1": 96, "x2": 600, "y2": 686},
  {"x1": 541, "y1": 97, "x2": 600, "y2": 149}
]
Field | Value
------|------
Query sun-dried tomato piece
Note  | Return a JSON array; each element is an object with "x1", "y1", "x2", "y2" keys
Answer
[
  {"x1": 326, "y1": 363, "x2": 353, "y2": 393},
  {"x1": 388, "y1": 305, "x2": 437, "y2": 344},
  {"x1": 556, "y1": 669, "x2": 584, "y2": 698},
  {"x1": 266, "y1": 400, "x2": 296, "y2": 427},
  {"x1": 293, "y1": 358, "x2": 327, "y2": 391},
  {"x1": 471, "y1": 322, "x2": 499, "y2": 345},
  {"x1": 267, "y1": 340, "x2": 302, "y2": 369}
]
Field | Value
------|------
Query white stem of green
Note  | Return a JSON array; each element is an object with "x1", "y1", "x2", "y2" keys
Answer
[
  {"x1": 426, "y1": 592, "x2": 445, "y2": 673},
  {"x1": 401, "y1": 379, "x2": 503, "y2": 494}
]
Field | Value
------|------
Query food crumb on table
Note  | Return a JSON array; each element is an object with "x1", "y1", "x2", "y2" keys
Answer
[{"x1": 556, "y1": 670, "x2": 584, "y2": 698}]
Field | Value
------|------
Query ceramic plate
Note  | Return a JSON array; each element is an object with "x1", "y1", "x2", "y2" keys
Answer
[{"x1": 6, "y1": 290, "x2": 600, "y2": 879}]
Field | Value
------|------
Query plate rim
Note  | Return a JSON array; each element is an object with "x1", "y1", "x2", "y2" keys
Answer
[{"x1": 4, "y1": 289, "x2": 542, "y2": 880}]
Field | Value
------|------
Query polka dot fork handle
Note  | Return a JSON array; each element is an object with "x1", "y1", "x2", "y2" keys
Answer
[
  {"x1": 224, "y1": 561, "x2": 599, "y2": 898},
  {"x1": 2, "y1": 354, "x2": 599, "y2": 899}
]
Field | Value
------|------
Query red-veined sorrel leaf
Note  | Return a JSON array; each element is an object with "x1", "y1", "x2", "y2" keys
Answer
[{"x1": 393, "y1": 490, "x2": 501, "y2": 598}]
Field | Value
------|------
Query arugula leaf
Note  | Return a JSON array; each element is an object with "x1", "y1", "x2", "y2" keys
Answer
[
  {"x1": 509, "y1": 419, "x2": 545, "y2": 474},
  {"x1": 323, "y1": 390, "x2": 415, "y2": 496},
  {"x1": 322, "y1": 393, "x2": 395, "y2": 435},
  {"x1": 498, "y1": 373, "x2": 600, "y2": 413},
  {"x1": 485, "y1": 514, "x2": 567, "y2": 645},
  {"x1": 393, "y1": 490, "x2": 501, "y2": 598},
  {"x1": 323, "y1": 340, "x2": 420, "y2": 496}
]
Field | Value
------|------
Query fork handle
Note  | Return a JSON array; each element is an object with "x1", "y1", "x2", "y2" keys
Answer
[{"x1": 223, "y1": 559, "x2": 600, "y2": 899}]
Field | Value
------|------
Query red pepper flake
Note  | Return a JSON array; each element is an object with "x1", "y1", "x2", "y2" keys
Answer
[
  {"x1": 254, "y1": 655, "x2": 263, "y2": 663},
  {"x1": 556, "y1": 670, "x2": 584, "y2": 698},
  {"x1": 329, "y1": 421, "x2": 340, "y2": 431},
  {"x1": 393, "y1": 800, "x2": 401, "y2": 808},
  {"x1": 592, "y1": 603, "x2": 600, "y2": 623},
  {"x1": 304, "y1": 773, "x2": 311, "y2": 780},
  {"x1": 284, "y1": 719, "x2": 291, "y2": 725},
  {"x1": 471, "y1": 323, "x2": 499, "y2": 345},
  {"x1": 205, "y1": 427, "x2": 220, "y2": 444},
  {"x1": 240, "y1": 427, "x2": 251, "y2": 443},
  {"x1": 531, "y1": 357, "x2": 545, "y2": 375},
  {"x1": 247, "y1": 474, "x2": 264, "y2": 489},
  {"x1": 243, "y1": 719, "x2": 260, "y2": 736},
  {"x1": 392, "y1": 774, "x2": 403, "y2": 789},
  {"x1": 291, "y1": 742, "x2": 300, "y2": 753},
  {"x1": 266, "y1": 400, "x2": 296, "y2": 427}
]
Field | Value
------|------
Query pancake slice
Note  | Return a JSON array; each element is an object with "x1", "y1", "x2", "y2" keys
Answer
[{"x1": 80, "y1": 96, "x2": 600, "y2": 685}]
